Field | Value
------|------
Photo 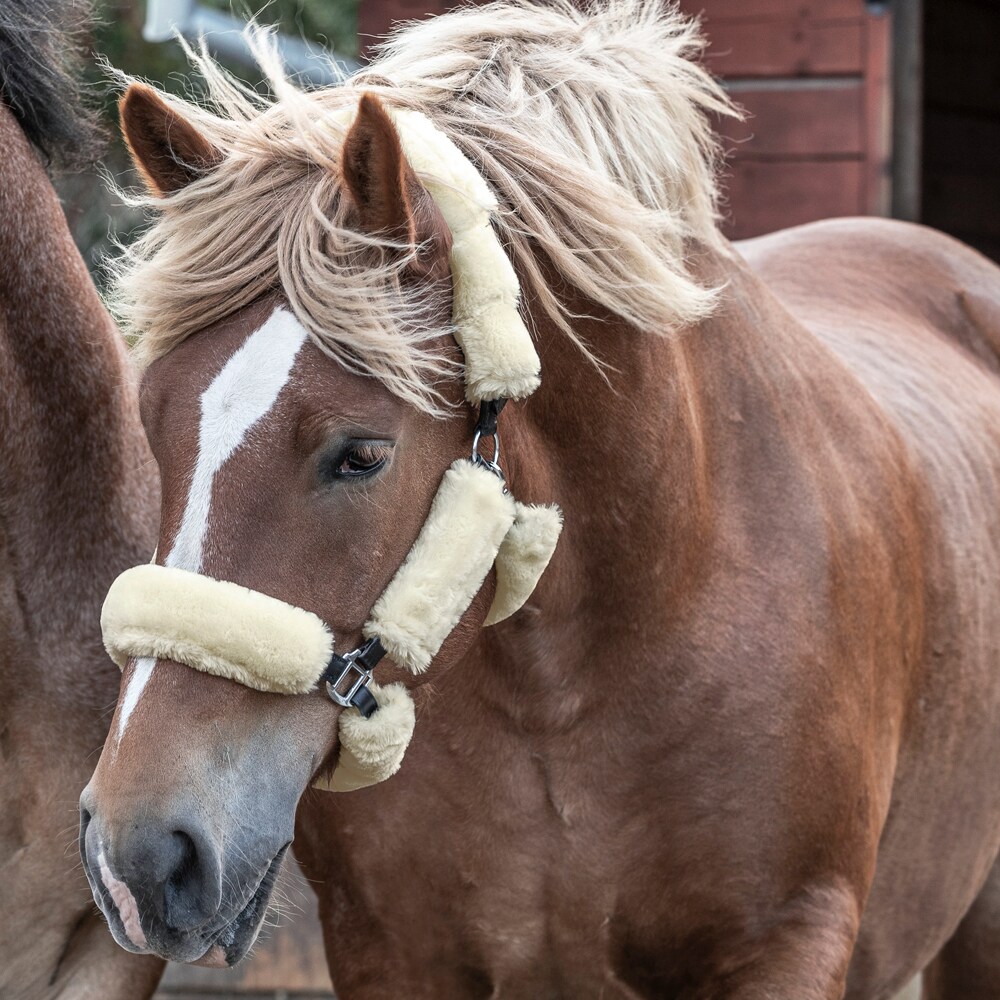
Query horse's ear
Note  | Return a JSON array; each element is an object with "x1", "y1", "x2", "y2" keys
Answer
[
  {"x1": 119, "y1": 83, "x2": 222, "y2": 197},
  {"x1": 340, "y1": 93, "x2": 434, "y2": 251}
]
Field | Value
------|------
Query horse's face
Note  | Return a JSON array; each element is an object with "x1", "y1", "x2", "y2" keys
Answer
[{"x1": 80, "y1": 89, "x2": 478, "y2": 966}]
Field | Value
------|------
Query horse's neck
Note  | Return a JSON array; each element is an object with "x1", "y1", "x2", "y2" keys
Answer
[
  {"x1": 474, "y1": 242, "x2": 809, "y2": 713},
  {"x1": 506, "y1": 245, "x2": 754, "y2": 613},
  {"x1": 0, "y1": 108, "x2": 157, "y2": 642}
]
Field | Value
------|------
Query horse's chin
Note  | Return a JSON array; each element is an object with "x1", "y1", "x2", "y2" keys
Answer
[{"x1": 192, "y1": 944, "x2": 230, "y2": 967}]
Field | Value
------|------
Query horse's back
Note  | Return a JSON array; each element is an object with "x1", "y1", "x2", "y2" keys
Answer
[
  {"x1": 741, "y1": 218, "x2": 1000, "y2": 996},
  {"x1": 738, "y1": 217, "x2": 1000, "y2": 553},
  {"x1": 738, "y1": 217, "x2": 1000, "y2": 386}
]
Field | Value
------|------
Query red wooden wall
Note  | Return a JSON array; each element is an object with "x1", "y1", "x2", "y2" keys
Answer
[
  {"x1": 696, "y1": 0, "x2": 892, "y2": 238},
  {"x1": 360, "y1": 0, "x2": 894, "y2": 241}
]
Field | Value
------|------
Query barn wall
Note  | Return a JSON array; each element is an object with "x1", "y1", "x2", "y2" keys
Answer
[{"x1": 691, "y1": 0, "x2": 893, "y2": 239}]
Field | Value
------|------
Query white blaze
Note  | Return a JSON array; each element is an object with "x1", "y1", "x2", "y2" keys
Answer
[{"x1": 116, "y1": 308, "x2": 308, "y2": 742}]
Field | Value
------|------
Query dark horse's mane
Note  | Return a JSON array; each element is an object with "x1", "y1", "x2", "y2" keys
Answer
[{"x1": 0, "y1": 0, "x2": 102, "y2": 168}]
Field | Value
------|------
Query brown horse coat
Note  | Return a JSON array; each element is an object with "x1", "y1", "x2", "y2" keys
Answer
[{"x1": 263, "y1": 218, "x2": 1000, "y2": 999}]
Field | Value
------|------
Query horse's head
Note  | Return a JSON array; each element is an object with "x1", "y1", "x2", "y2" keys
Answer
[{"x1": 79, "y1": 85, "x2": 540, "y2": 966}]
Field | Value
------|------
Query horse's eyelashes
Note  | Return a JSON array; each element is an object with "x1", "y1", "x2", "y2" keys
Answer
[{"x1": 320, "y1": 440, "x2": 393, "y2": 483}]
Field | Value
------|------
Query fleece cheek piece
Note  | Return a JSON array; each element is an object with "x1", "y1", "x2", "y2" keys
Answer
[
  {"x1": 485, "y1": 502, "x2": 563, "y2": 626},
  {"x1": 364, "y1": 459, "x2": 516, "y2": 672},
  {"x1": 331, "y1": 105, "x2": 542, "y2": 403},
  {"x1": 389, "y1": 108, "x2": 541, "y2": 403},
  {"x1": 313, "y1": 682, "x2": 416, "y2": 793}
]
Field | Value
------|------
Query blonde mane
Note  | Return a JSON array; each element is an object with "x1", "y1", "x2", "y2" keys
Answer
[{"x1": 112, "y1": 0, "x2": 735, "y2": 412}]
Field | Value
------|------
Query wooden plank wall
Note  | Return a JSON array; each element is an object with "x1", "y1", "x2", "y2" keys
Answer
[
  {"x1": 921, "y1": 0, "x2": 1000, "y2": 262},
  {"x1": 687, "y1": 0, "x2": 893, "y2": 238}
]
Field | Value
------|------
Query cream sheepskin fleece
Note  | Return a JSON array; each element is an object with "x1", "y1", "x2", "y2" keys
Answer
[
  {"x1": 391, "y1": 109, "x2": 540, "y2": 402},
  {"x1": 331, "y1": 105, "x2": 541, "y2": 402},
  {"x1": 313, "y1": 682, "x2": 416, "y2": 792},
  {"x1": 364, "y1": 459, "x2": 516, "y2": 672},
  {"x1": 485, "y1": 503, "x2": 564, "y2": 626},
  {"x1": 102, "y1": 564, "x2": 333, "y2": 694}
]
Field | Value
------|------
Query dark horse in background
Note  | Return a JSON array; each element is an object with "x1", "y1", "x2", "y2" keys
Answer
[{"x1": 0, "y1": 1, "x2": 162, "y2": 996}]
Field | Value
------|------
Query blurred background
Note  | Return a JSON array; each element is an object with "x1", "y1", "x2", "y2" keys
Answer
[
  {"x1": 56, "y1": 0, "x2": 991, "y2": 996},
  {"x1": 59, "y1": 0, "x2": 359, "y2": 281}
]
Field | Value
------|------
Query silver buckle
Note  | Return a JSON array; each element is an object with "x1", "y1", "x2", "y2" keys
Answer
[{"x1": 324, "y1": 650, "x2": 374, "y2": 708}]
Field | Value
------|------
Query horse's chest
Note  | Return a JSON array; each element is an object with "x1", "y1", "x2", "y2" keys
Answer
[{"x1": 302, "y1": 735, "x2": 645, "y2": 997}]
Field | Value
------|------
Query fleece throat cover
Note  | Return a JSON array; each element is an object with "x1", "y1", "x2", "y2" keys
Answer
[{"x1": 102, "y1": 104, "x2": 562, "y2": 792}]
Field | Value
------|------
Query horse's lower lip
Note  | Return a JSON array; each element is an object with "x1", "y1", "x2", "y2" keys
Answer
[{"x1": 201, "y1": 844, "x2": 288, "y2": 964}]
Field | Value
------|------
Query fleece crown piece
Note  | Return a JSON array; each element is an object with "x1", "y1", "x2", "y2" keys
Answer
[{"x1": 338, "y1": 105, "x2": 541, "y2": 403}]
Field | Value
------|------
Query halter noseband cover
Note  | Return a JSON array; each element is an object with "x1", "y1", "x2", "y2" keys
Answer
[{"x1": 101, "y1": 106, "x2": 562, "y2": 792}]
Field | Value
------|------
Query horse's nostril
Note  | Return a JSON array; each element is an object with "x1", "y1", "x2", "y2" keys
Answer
[
  {"x1": 166, "y1": 830, "x2": 197, "y2": 894},
  {"x1": 78, "y1": 802, "x2": 93, "y2": 858},
  {"x1": 161, "y1": 827, "x2": 217, "y2": 932}
]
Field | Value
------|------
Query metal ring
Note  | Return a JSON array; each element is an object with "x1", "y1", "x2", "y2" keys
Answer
[{"x1": 471, "y1": 429, "x2": 503, "y2": 478}]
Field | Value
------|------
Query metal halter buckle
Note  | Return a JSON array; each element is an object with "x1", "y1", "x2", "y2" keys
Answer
[{"x1": 322, "y1": 637, "x2": 385, "y2": 718}]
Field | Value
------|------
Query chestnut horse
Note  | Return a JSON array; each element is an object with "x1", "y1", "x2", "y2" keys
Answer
[
  {"x1": 83, "y1": 2, "x2": 1000, "y2": 996},
  {"x1": 0, "y1": 1, "x2": 163, "y2": 996}
]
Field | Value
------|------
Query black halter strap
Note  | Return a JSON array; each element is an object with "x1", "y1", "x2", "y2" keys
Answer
[{"x1": 475, "y1": 398, "x2": 506, "y2": 437}]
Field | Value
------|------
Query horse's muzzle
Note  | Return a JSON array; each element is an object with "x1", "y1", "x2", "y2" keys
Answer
[{"x1": 78, "y1": 788, "x2": 287, "y2": 965}]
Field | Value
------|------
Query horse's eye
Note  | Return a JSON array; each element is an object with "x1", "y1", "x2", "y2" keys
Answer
[{"x1": 326, "y1": 441, "x2": 391, "y2": 481}]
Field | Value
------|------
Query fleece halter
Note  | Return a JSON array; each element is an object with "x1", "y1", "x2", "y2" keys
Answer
[{"x1": 101, "y1": 107, "x2": 562, "y2": 792}]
